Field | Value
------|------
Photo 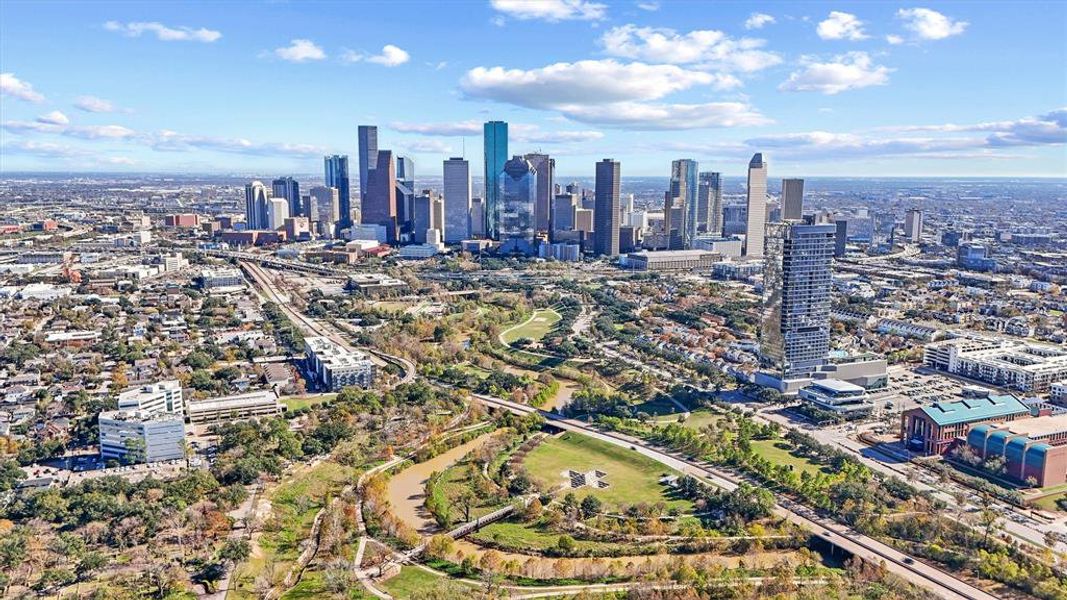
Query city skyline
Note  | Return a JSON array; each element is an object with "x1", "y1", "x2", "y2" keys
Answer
[{"x1": 1, "y1": 1, "x2": 1065, "y2": 176}]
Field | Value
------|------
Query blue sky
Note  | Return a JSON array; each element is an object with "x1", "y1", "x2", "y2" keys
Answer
[{"x1": 1, "y1": 0, "x2": 1065, "y2": 177}]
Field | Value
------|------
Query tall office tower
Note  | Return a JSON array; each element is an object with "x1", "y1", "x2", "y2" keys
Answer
[
  {"x1": 834, "y1": 220, "x2": 849, "y2": 256},
  {"x1": 324, "y1": 155, "x2": 351, "y2": 229},
  {"x1": 574, "y1": 208, "x2": 594, "y2": 233},
  {"x1": 308, "y1": 186, "x2": 340, "y2": 225},
  {"x1": 396, "y1": 155, "x2": 414, "y2": 190},
  {"x1": 432, "y1": 195, "x2": 444, "y2": 238},
  {"x1": 443, "y1": 157, "x2": 472, "y2": 243},
  {"x1": 244, "y1": 181, "x2": 270, "y2": 230},
  {"x1": 271, "y1": 177, "x2": 301, "y2": 218},
  {"x1": 744, "y1": 153, "x2": 768, "y2": 258},
  {"x1": 905, "y1": 208, "x2": 923, "y2": 243},
  {"x1": 266, "y1": 197, "x2": 289, "y2": 230},
  {"x1": 760, "y1": 222, "x2": 836, "y2": 379},
  {"x1": 552, "y1": 193, "x2": 577, "y2": 232},
  {"x1": 357, "y1": 125, "x2": 378, "y2": 208},
  {"x1": 524, "y1": 153, "x2": 554, "y2": 232},
  {"x1": 470, "y1": 198, "x2": 485, "y2": 238},
  {"x1": 412, "y1": 192, "x2": 439, "y2": 244},
  {"x1": 781, "y1": 178, "x2": 804, "y2": 221},
  {"x1": 394, "y1": 155, "x2": 415, "y2": 236},
  {"x1": 668, "y1": 159, "x2": 698, "y2": 249},
  {"x1": 497, "y1": 156, "x2": 537, "y2": 245},
  {"x1": 483, "y1": 121, "x2": 508, "y2": 239},
  {"x1": 698, "y1": 171, "x2": 723, "y2": 235},
  {"x1": 593, "y1": 158, "x2": 622, "y2": 257},
  {"x1": 364, "y1": 150, "x2": 398, "y2": 243}
]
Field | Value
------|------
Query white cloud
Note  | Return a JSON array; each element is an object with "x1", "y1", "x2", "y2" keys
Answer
[
  {"x1": 1, "y1": 140, "x2": 88, "y2": 158},
  {"x1": 0, "y1": 73, "x2": 45, "y2": 103},
  {"x1": 404, "y1": 139, "x2": 455, "y2": 153},
  {"x1": 490, "y1": 0, "x2": 606, "y2": 22},
  {"x1": 345, "y1": 44, "x2": 410, "y2": 66},
  {"x1": 103, "y1": 20, "x2": 221, "y2": 43},
  {"x1": 74, "y1": 95, "x2": 117, "y2": 112},
  {"x1": 149, "y1": 131, "x2": 326, "y2": 156},
  {"x1": 462, "y1": 60, "x2": 719, "y2": 108},
  {"x1": 816, "y1": 11, "x2": 868, "y2": 40},
  {"x1": 896, "y1": 8, "x2": 968, "y2": 40},
  {"x1": 390, "y1": 120, "x2": 604, "y2": 142},
  {"x1": 879, "y1": 107, "x2": 1067, "y2": 146},
  {"x1": 273, "y1": 39, "x2": 326, "y2": 62},
  {"x1": 636, "y1": 1, "x2": 659, "y2": 11},
  {"x1": 886, "y1": 34, "x2": 904, "y2": 45},
  {"x1": 36, "y1": 111, "x2": 69, "y2": 126},
  {"x1": 744, "y1": 13, "x2": 775, "y2": 30},
  {"x1": 554, "y1": 101, "x2": 770, "y2": 130},
  {"x1": 600, "y1": 25, "x2": 781, "y2": 72},
  {"x1": 779, "y1": 52, "x2": 891, "y2": 94},
  {"x1": 65, "y1": 125, "x2": 137, "y2": 140}
]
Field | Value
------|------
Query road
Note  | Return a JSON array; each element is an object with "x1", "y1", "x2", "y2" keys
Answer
[{"x1": 470, "y1": 392, "x2": 999, "y2": 600}]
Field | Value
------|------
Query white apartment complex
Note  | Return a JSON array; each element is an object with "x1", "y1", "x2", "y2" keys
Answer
[
  {"x1": 924, "y1": 337, "x2": 1067, "y2": 393},
  {"x1": 305, "y1": 336, "x2": 376, "y2": 391},
  {"x1": 117, "y1": 380, "x2": 184, "y2": 415}
]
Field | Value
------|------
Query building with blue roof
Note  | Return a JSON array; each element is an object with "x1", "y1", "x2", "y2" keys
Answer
[{"x1": 901, "y1": 394, "x2": 1030, "y2": 455}]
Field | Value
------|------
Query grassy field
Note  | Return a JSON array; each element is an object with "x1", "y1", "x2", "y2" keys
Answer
[
  {"x1": 668, "y1": 409, "x2": 724, "y2": 430},
  {"x1": 281, "y1": 393, "x2": 336, "y2": 412},
  {"x1": 750, "y1": 439, "x2": 825, "y2": 476},
  {"x1": 379, "y1": 567, "x2": 469, "y2": 597},
  {"x1": 501, "y1": 308, "x2": 562, "y2": 344},
  {"x1": 470, "y1": 518, "x2": 641, "y2": 554},
  {"x1": 521, "y1": 432, "x2": 694, "y2": 512}
]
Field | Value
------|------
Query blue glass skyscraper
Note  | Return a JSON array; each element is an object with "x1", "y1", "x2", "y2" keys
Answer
[
  {"x1": 324, "y1": 155, "x2": 351, "y2": 229},
  {"x1": 483, "y1": 121, "x2": 508, "y2": 240}
]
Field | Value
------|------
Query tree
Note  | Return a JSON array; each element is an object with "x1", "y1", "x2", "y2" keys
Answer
[
  {"x1": 556, "y1": 534, "x2": 576, "y2": 554},
  {"x1": 580, "y1": 495, "x2": 603, "y2": 519},
  {"x1": 218, "y1": 538, "x2": 250, "y2": 564}
]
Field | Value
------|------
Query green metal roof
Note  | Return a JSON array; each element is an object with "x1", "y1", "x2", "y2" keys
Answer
[{"x1": 921, "y1": 394, "x2": 1029, "y2": 427}]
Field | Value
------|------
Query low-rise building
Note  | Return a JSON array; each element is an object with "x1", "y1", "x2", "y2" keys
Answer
[
  {"x1": 198, "y1": 267, "x2": 244, "y2": 290},
  {"x1": 623, "y1": 250, "x2": 719, "y2": 272},
  {"x1": 798, "y1": 379, "x2": 873, "y2": 417},
  {"x1": 186, "y1": 390, "x2": 281, "y2": 424},
  {"x1": 304, "y1": 336, "x2": 375, "y2": 390},
  {"x1": 98, "y1": 409, "x2": 186, "y2": 464},
  {"x1": 901, "y1": 393, "x2": 1030, "y2": 455},
  {"x1": 966, "y1": 415, "x2": 1067, "y2": 486},
  {"x1": 923, "y1": 338, "x2": 1067, "y2": 393},
  {"x1": 117, "y1": 380, "x2": 184, "y2": 415}
]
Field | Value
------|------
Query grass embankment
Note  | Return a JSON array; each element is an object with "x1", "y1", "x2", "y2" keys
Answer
[{"x1": 501, "y1": 308, "x2": 563, "y2": 344}]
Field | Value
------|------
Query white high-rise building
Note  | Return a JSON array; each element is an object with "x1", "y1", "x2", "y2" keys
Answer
[
  {"x1": 267, "y1": 197, "x2": 289, "y2": 230},
  {"x1": 905, "y1": 209, "x2": 923, "y2": 243},
  {"x1": 744, "y1": 153, "x2": 768, "y2": 258},
  {"x1": 443, "y1": 157, "x2": 471, "y2": 243},
  {"x1": 244, "y1": 181, "x2": 270, "y2": 230}
]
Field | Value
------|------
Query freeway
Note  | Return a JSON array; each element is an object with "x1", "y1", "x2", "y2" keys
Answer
[{"x1": 470, "y1": 392, "x2": 999, "y2": 600}]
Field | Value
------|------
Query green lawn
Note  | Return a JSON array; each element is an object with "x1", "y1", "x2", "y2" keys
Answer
[
  {"x1": 502, "y1": 308, "x2": 562, "y2": 344},
  {"x1": 665, "y1": 409, "x2": 724, "y2": 430},
  {"x1": 470, "y1": 518, "x2": 644, "y2": 554},
  {"x1": 521, "y1": 432, "x2": 695, "y2": 512},
  {"x1": 379, "y1": 567, "x2": 469, "y2": 597},
  {"x1": 281, "y1": 393, "x2": 336, "y2": 412},
  {"x1": 750, "y1": 439, "x2": 824, "y2": 477}
]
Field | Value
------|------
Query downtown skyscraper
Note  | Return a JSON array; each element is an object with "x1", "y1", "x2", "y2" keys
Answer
[
  {"x1": 244, "y1": 180, "x2": 270, "y2": 230},
  {"x1": 271, "y1": 177, "x2": 301, "y2": 218},
  {"x1": 760, "y1": 222, "x2": 836, "y2": 379},
  {"x1": 744, "y1": 153, "x2": 768, "y2": 258},
  {"x1": 497, "y1": 156, "x2": 537, "y2": 248},
  {"x1": 324, "y1": 155, "x2": 351, "y2": 229},
  {"x1": 698, "y1": 171, "x2": 723, "y2": 235},
  {"x1": 781, "y1": 178, "x2": 805, "y2": 221},
  {"x1": 363, "y1": 149, "x2": 397, "y2": 243},
  {"x1": 483, "y1": 121, "x2": 508, "y2": 240},
  {"x1": 593, "y1": 159, "x2": 621, "y2": 257},
  {"x1": 357, "y1": 125, "x2": 378, "y2": 210},
  {"x1": 524, "y1": 153, "x2": 554, "y2": 233},
  {"x1": 442, "y1": 157, "x2": 471, "y2": 243},
  {"x1": 667, "y1": 159, "x2": 698, "y2": 249}
]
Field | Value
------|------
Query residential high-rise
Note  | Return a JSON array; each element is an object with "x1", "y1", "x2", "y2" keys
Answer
[
  {"x1": 699, "y1": 171, "x2": 723, "y2": 235},
  {"x1": 244, "y1": 181, "x2": 270, "y2": 230},
  {"x1": 497, "y1": 156, "x2": 537, "y2": 246},
  {"x1": 781, "y1": 178, "x2": 804, "y2": 221},
  {"x1": 905, "y1": 209, "x2": 923, "y2": 243},
  {"x1": 363, "y1": 149, "x2": 397, "y2": 243},
  {"x1": 524, "y1": 153, "x2": 554, "y2": 232},
  {"x1": 357, "y1": 125, "x2": 378, "y2": 208},
  {"x1": 667, "y1": 159, "x2": 698, "y2": 249},
  {"x1": 483, "y1": 121, "x2": 508, "y2": 240},
  {"x1": 272, "y1": 177, "x2": 301, "y2": 218},
  {"x1": 760, "y1": 222, "x2": 836, "y2": 379},
  {"x1": 443, "y1": 157, "x2": 471, "y2": 243},
  {"x1": 324, "y1": 155, "x2": 351, "y2": 229},
  {"x1": 744, "y1": 153, "x2": 768, "y2": 258},
  {"x1": 308, "y1": 186, "x2": 340, "y2": 225},
  {"x1": 834, "y1": 219, "x2": 848, "y2": 257},
  {"x1": 593, "y1": 158, "x2": 621, "y2": 257}
]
